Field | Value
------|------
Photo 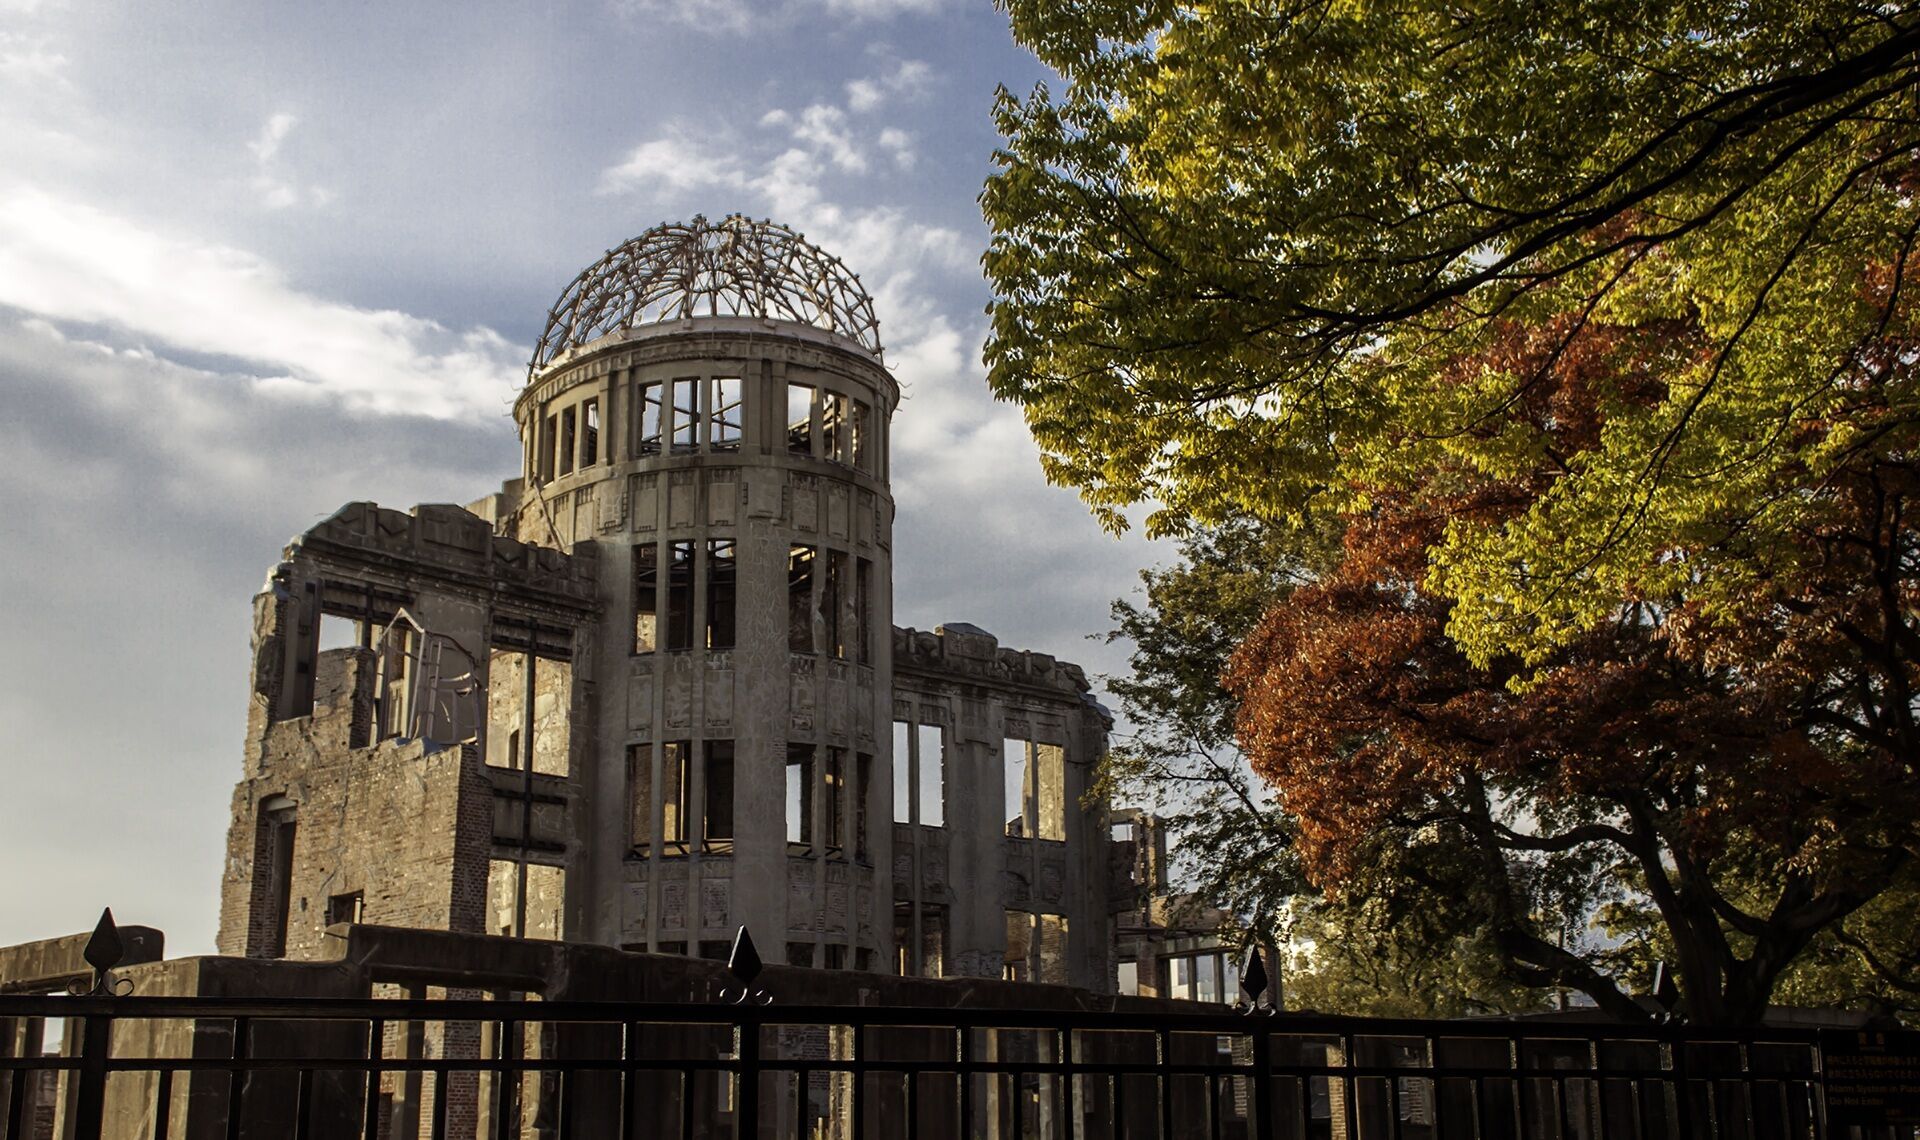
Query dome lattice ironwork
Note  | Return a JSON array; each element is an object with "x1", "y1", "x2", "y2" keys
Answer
[{"x1": 530, "y1": 216, "x2": 882, "y2": 375}]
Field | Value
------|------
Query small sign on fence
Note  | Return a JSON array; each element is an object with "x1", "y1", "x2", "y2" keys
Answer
[{"x1": 1821, "y1": 1029, "x2": 1920, "y2": 1127}]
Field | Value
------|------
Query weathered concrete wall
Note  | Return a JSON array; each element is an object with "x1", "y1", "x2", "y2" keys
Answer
[
  {"x1": 511, "y1": 320, "x2": 899, "y2": 972},
  {"x1": 219, "y1": 727, "x2": 490, "y2": 959},
  {"x1": 0, "y1": 924, "x2": 163, "y2": 995},
  {"x1": 892, "y1": 623, "x2": 1116, "y2": 992},
  {"x1": 217, "y1": 501, "x2": 596, "y2": 963}
]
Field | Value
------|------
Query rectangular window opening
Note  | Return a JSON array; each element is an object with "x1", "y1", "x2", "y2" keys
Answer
[
  {"x1": 921, "y1": 906, "x2": 946, "y2": 978},
  {"x1": 633, "y1": 544, "x2": 659, "y2": 654},
  {"x1": 255, "y1": 805, "x2": 297, "y2": 959},
  {"x1": 898, "y1": 903, "x2": 948, "y2": 978},
  {"x1": 703, "y1": 741, "x2": 734, "y2": 854},
  {"x1": 854, "y1": 752, "x2": 871, "y2": 861},
  {"x1": 1035, "y1": 743, "x2": 1067, "y2": 841},
  {"x1": 1003, "y1": 911, "x2": 1032, "y2": 983},
  {"x1": 559, "y1": 406, "x2": 576, "y2": 476},
  {"x1": 542, "y1": 414, "x2": 558, "y2": 482},
  {"x1": 325, "y1": 890, "x2": 363, "y2": 927},
  {"x1": 581, "y1": 397, "x2": 600, "y2": 467},
  {"x1": 891, "y1": 721, "x2": 911, "y2": 824},
  {"x1": 823, "y1": 550, "x2": 845, "y2": 658},
  {"x1": 671, "y1": 378, "x2": 700, "y2": 451},
  {"x1": 788, "y1": 545, "x2": 816, "y2": 653},
  {"x1": 712, "y1": 377, "x2": 743, "y2": 450},
  {"x1": 787, "y1": 383, "x2": 815, "y2": 455},
  {"x1": 852, "y1": 399, "x2": 870, "y2": 471},
  {"x1": 637, "y1": 382, "x2": 664, "y2": 455},
  {"x1": 822, "y1": 391, "x2": 848, "y2": 462},
  {"x1": 856, "y1": 558, "x2": 873, "y2": 664},
  {"x1": 786, "y1": 744, "x2": 814, "y2": 853},
  {"x1": 666, "y1": 540, "x2": 694, "y2": 651},
  {"x1": 628, "y1": 743, "x2": 652, "y2": 854},
  {"x1": 706, "y1": 540, "x2": 736, "y2": 651},
  {"x1": 1003, "y1": 737, "x2": 1030, "y2": 837},
  {"x1": 1037, "y1": 914, "x2": 1069, "y2": 985},
  {"x1": 917, "y1": 723, "x2": 944, "y2": 827},
  {"x1": 825, "y1": 746, "x2": 846, "y2": 857},
  {"x1": 661, "y1": 740, "x2": 690, "y2": 854}
]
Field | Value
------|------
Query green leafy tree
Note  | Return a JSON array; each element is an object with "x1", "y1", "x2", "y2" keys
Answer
[
  {"x1": 1222, "y1": 319, "x2": 1920, "y2": 1025},
  {"x1": 988, "y1": 0, "x2": 1920, "y2": 1024},
  {"x1": 1103, "y1": 519, "x2": 1546, "y2": 1016},
  {"x1": 983, "y1": 0, "x2": 1920, "y2": 662}
]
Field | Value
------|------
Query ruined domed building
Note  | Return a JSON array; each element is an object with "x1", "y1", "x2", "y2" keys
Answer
[{"x1": 213, "y1": 217, "x2": 1124, "y2": 990}]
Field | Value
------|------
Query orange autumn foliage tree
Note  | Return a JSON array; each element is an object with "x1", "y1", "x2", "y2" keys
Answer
[{"x1": 1225, "y1": 316, "x2": 1920, "y2": 1027}]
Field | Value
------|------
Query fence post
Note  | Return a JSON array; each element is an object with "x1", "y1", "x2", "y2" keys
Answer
[
  {"x1": 736, "y1": 1013, "x2": 759, "y2": 1140},
  {"x1": 1251, "y1": 1027, "x2": 1274, "y2": 1140},
  {"x1": 71, "y1": 1012, "x2": 109, "y2": 1140}
]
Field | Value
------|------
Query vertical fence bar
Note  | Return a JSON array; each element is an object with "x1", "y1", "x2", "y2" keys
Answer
[
  {"x1": 736, "y1": 1015, "x2": 759, "y2": 1140},
  {"x1": 1341, "y1": 1034, "x2": 1359, "y2": 1140},
  {"x1": 958, "y1": 1027, "x2": 972, "y2": 1140},
  {"x1": 151, "y1": 1067, "x2": 174, "y2": 1140},
  {"x1": 1384, "y1": 1059, "x2": 1400, "y2": 1140},
  {"x1": 225, "y1": 1016, "x2": 250, "y2": 1140},
  {"x1": 1591, "y1": 1038, "x2": 1607, "y2": 1140},
  {"x1": 294, "y1": 1067, "x2": 315, "y2": 1140},
  {"x1": 849, "y1": 1026, "x2": 863, "y2": 1140},
  {"x1": 1251, "y1": 1027, "x2": 1273, "y2": 1140},
  {"x1": 1062, "y1": 1028, "x2": 1076, "y2": 1140},
  {"x1": 1158, "y1": 1029, "x2": 1173, "y2": 1140},
  {"x1": 619, "y1": 1020, "x2": 638, "y2": 1140},
  {"x1": 71, "y1": 1011, "x2": 110, "y2": 1140},
  {"x1": 363, "y1": 1018, "x2": 385, "y2": 1140},
  {"x1": 430, "y1": 1068, "x2": 449, "y2": 1140},
  {"x1": 796, "y1": 1066, "x2": 812, "y2": 1140},
  {"x1": 494, "y1": 1011, "x2": 522, "y2": 1140},
  {"x1": 558, "y1": 1066, "x2": 576, "y2": 1139},
  {"x1": 4, "y1": 1054, "x2": 27, "y2": 1140}
]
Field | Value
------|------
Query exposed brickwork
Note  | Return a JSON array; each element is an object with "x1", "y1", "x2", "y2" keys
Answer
[{"x1": 217, "y1": 501, "x2": 595, "y2": 963}]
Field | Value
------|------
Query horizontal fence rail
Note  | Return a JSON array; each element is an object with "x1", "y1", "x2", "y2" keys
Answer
[{"x1": 0, "y1": 993, "x2": 1906, "y2": 1140}]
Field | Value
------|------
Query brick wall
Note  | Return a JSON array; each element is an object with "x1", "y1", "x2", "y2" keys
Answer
[{"x1": 217, "y1": 653, "x2": 492, "y2": 960}]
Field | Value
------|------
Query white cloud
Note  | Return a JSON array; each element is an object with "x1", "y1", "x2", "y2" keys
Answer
[
  {"x1": 248, "y1": 111, "x2": 297, "y2": 163},
  {"x1": 845, "y1": 58, "x2": 933, "y2": 113},
  {"x1": 0, "y1": 190, "x2": 521, "y2": 418},
  {"x1": 605, "y1": 0, "x2": 759, "y2": 33},
  {"x1": 0, "y1": 31, "x2": 65, "y2": 82},
  {"x1": 609, "y1": 0, "x2": 938, "y2": 31},
  {"x1": 822, "y1": 0, "x2": 942, "y2": 17},
  {"x1": 598, "y1": 132, "x2": 750, "y2": 196},
  {"x1": 790, "y1": 104, "x2": 865, "y2": 173},
  {"x1": 877, "y1": 127, "x2": 914, "y2": 169},
  {"x1": 244, "y1": 111, "x2": 331, "y2": 210}
]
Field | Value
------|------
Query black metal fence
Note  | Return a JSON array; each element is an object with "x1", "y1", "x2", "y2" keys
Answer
[{"x1": 4, "y1": 990, "x2": 1907, "y2": 1140}]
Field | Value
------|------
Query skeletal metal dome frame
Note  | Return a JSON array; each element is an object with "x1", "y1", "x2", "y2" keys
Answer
[{"x1": 530, "y1": 216, "x2": 883, "y2": 375}]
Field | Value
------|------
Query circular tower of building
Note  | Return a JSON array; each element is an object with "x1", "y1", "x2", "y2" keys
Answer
[{"x1": 511, "y1": 216, "x2": 897, "y2": 968}]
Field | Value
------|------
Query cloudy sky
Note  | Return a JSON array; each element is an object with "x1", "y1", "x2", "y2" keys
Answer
[{"x1": 0, "y1": 0, "x2": 1166, "y2": 953}]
